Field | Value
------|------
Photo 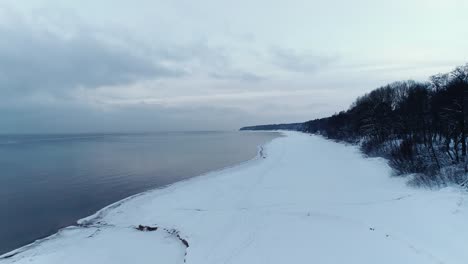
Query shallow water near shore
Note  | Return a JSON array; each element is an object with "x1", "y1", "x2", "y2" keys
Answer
[{"x1": 0, "y1": 131, "x2": 279, "y2": 254}]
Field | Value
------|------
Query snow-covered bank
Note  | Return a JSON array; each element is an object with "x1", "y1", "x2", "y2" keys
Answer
[{"x1": 2, "y1": 132, "x2": 467, "y2": 264}]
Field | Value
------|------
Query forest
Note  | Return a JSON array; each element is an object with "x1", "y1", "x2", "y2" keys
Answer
[{"x1": 242, "y1": 64, "x2": 468, "y2": 187}]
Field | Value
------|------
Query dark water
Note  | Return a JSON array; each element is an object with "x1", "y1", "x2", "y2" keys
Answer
[{"x1": 0, "y1": 131, "x2": 278, "y2": 254}]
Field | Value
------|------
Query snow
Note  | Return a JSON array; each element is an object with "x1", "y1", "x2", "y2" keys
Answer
[
  {"x1": 0, "y1": 226, "x2": 185, "y2": 264},
  {"x1": 2, "y1": 131, "x2": 467, "y2": 264}
]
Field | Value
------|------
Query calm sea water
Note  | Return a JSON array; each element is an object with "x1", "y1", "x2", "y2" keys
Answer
[{"x1": 0, "y1": 131, "x2": 279, "y2": 254}]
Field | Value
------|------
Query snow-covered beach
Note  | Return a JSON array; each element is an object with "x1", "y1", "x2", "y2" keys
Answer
[{"x1": 2, "y1": 131, "x2": 467, "y2": 264}]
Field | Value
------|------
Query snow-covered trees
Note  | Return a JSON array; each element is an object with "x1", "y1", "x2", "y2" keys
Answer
[
  {"x1": 302, "y1": 64, "x2": 468, "y2": 186},
  {"x1": 241, "y1": 63, "x2": 468, "y2": 187}
]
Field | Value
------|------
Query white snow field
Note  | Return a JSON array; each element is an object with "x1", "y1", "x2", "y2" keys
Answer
[{"x1": 2, "y1": 131, "x2": 467, "y2": 264}]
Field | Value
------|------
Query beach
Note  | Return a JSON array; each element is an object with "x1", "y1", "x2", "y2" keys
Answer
[
  {"x1": 2, "y1": 131, "x2": 467, "y2": 264},
  {"x1": 0, "y1": 131, "x2": 278, "y2": 254}
]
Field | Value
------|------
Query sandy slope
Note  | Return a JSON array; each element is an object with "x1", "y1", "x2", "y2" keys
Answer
[{"x1": 2, "y1": 131, "x2": 467, "y2": 264}]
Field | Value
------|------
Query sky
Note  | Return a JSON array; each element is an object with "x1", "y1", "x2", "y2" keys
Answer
[{"x1": 1, "y1": 0, "x2": 467, "y2": 133}]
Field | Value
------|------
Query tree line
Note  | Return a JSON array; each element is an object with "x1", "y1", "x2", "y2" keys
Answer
[{"x1": 242, "y1": 64, "x2": 468, "y2": 187}]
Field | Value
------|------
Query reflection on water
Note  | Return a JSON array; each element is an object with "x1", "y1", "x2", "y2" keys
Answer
[{"x1": 0, "y1": 131, "x2": 279, "y2": 254}]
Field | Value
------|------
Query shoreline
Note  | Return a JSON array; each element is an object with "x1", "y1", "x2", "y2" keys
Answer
[
  {"x1": 2, "y1": 131, "x2": 467, "y2": 264},
  {"x1": 78, "y1": 133, "x2": 276, "y2": 226},
  {"x1": 1, "y1": 131, "x2": 281, "y2": 260}
]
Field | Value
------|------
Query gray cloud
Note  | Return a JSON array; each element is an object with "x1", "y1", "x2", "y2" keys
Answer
[
  {"x1": 0, "y1": 101, "x2": 253, "y2": 133},
  {"x1": 0, "y1": 22, "x2": 182, "y2": 96},
  {"x1": 209, "y1": 71, "x2": 264, "y2": 82},
  {"x1": 270, "y1": 48, "x2": 338, "y2": 73},
  {"x1": 2, "y1": 0, "x2": 465, "y2": 133}
]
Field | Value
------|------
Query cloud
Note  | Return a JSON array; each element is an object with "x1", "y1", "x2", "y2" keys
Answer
[
  {"x1": 0, "y1": 15, "x2": 182, "y2": 97},
  {"x1": 0, "y1": 101, "x2": 253, "y2": 133},
  {"x1": 270, "y1": 48, "x2": 338, "y2": 73},
  {"x1": 2, "y1": 0, "x2": 465, "y2": 133},
  {"x1": 209, "y1": 71, "x2": 263, "y2": 82}
]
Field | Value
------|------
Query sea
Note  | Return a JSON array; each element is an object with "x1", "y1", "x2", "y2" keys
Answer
[{"x1": 0, "y1": 131, "x2": 279, "y2": 254}]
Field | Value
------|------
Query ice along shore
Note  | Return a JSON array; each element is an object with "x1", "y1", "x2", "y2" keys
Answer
[{"x1": 1, "y1": 131, "x2": 467, "y2": 264}]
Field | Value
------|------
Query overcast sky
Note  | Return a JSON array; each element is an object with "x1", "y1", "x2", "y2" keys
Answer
[{"x1": 1, "y1": 0, "x2": 467, "y2": 133}]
